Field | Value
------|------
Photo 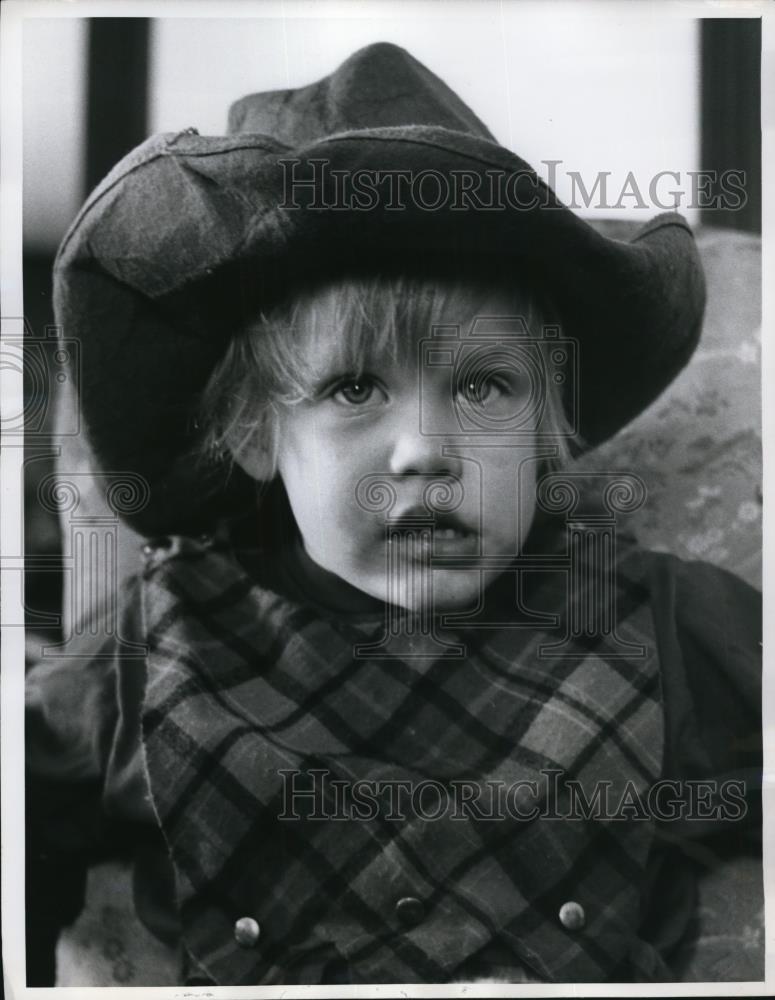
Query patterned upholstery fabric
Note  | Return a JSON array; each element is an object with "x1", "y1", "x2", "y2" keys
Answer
[
  {"x1": 55, "y1": 863, "x2": 181, "y2": 986},
  {"x1": 578, "y1": 224, "x2": 762, "y2": 590},
  {"x1": 670, "y1": 851, "x2": 764, "y2": 982}
]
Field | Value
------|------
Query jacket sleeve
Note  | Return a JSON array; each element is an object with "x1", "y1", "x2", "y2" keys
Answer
[
  {"x1": 639, "y1": 554, "x2": 763, "y2": 979},
  {"x1": 655, "y1": 555, "x2": 762, "y2": 823},
  {"x1": 26, "y1": 574, "x2": 153, "y2": 822},
  {"x1": 25, "y1": 575, "x2": 153, "y2": 985}
]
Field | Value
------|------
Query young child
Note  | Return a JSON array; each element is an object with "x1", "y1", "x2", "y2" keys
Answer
[{"x1": 25, "y1": 43, "x2": 762, "y2": 987}]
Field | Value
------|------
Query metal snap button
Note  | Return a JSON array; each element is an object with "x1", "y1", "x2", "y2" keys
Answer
[
  {"x1": 234, "y1": 916, "x2": 261, "y2": 948},
  {"x1": 395, "y1": 896, "x2": 425, "y2": 927},
  {"x1": 558, "y1": 900, "x2": 586, "y2": 930}
]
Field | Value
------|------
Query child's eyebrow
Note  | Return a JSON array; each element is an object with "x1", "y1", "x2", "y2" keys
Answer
[{"x1": 304, "y1": 369, "x2": 358, "y2": 397}]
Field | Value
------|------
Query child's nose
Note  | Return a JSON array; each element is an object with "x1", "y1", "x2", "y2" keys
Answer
[{"x1": 388, "y1": 419, "x2": 461, "y2": 478}]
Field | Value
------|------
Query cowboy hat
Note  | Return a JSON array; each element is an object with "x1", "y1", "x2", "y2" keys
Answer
[{"x1": 53, "y1": 42, "x2": 705, "y2": 535}]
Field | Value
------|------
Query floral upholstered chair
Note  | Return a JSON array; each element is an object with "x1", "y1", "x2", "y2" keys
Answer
[{"x1": 582, "y1": 222, "x2": 761, "y2": 592}]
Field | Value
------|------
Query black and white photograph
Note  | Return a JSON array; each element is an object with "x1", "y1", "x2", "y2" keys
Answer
[{"x1": 1, "y1": 0, "x2": 770, "y2": 994}]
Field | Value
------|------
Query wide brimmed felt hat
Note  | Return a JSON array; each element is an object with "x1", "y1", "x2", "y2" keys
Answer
[{"x1": 54, "y1": 42, "x2": 706, "y2": 536}]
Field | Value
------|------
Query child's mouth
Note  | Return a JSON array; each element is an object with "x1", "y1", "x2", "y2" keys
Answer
[
  {"x1": 434, "y1": 526, "x2": 466, "y2": 540},
  {"x1": 430, "y1": 524, "x2": 478, "y2": 556},
  {"x1": 385, "y1": 514, "x2": 479, "y2": 557}
]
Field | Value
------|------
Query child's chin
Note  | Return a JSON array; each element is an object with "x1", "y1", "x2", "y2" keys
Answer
[{"x1": 393, "y1": 570, "x2": 484, "y2": 615}]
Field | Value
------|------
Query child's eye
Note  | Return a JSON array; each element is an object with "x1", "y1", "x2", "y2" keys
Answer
[
  {"x1": 457, "y1": 373, "x2": 509, "y2": 407},
  {"x1": 330, "y1": 376, "x2": 386, "y2": 407}
]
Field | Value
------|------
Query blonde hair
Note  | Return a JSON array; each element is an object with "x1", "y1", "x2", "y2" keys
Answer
[{"x1": 199, "y1": 272, "x2": 577, "y2": 476}]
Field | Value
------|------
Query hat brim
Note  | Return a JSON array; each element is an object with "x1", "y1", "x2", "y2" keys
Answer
[{"x1": 54, "y1": 125, "x2": 705, "y2": 535}]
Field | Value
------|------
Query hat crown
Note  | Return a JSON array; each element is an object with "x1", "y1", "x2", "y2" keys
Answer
[{"x1": 227, "y1": 41, "x2": 495, "y2": 145}]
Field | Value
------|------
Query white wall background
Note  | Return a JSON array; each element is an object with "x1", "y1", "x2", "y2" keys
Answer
[
  {"x1": 23, "y1": 3, "x2": 700, "y2": 254},
  {"x1": 23, "y1": 17, "x2": 87, "y2": 254}
]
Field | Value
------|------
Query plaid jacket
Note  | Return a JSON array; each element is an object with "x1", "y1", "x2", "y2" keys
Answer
[{"x1": 138, "y1": 532, "x2": 670, "y2": 984}]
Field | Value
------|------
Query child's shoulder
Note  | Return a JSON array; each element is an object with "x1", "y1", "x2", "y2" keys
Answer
[
  {"x1": 638, "y1": 547, "x2": 761, "y2": 672},
  {"x1": 635, "y1": 547, "x2": 761, "y2": 793},
  {"x1": 616, "y1": 542, "x2": 761, "y2": 704}
]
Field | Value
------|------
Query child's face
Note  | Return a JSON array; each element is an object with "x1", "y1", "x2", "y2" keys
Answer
[{"x1": 272, "y1": 284, "x2": 541, "y2": 613}]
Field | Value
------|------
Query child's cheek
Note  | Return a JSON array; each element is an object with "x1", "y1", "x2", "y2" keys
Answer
[{"x1": 326, "y1": 422, "x2": 393, "y2": 490}]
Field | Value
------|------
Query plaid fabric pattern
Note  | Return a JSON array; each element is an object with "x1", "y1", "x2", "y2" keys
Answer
[{"x1": 141, "y1": 535, "x2": 664, "y2": 984}]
